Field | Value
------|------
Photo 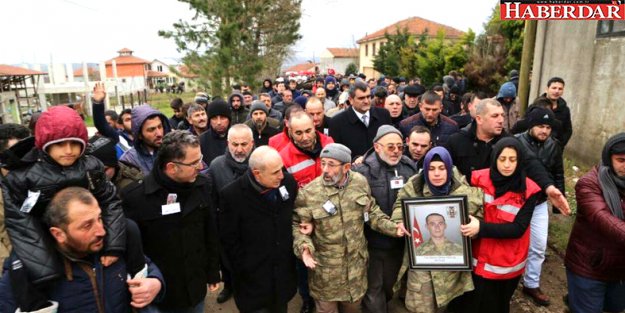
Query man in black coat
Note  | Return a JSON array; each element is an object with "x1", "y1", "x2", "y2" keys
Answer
[
  {"x1": 219, "y1": 146, "x2": 298, "y2": 313},
  {"x1": 399, "y1": 91, "x2": 459, "y2": 147},
  {"x1": 329, "y1": 80, "x2": 392, "y2": 158},
  {"x1": 541, "y1": 77, "x2": 573, "y2": 147},
  {"x1": 444, "y1": 99, "x2": 571, "y2": 214},
  {"x1": 200, "y1": 99, "x2": 231, "y2": 165},
  {"x1": 122, "y1": 130, "x2": 221, "y2": 312}
]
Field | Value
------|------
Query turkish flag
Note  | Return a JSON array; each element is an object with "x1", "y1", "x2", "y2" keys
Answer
[{"x1": 412, "y1": 216, "x2": 424, "y2": 249}]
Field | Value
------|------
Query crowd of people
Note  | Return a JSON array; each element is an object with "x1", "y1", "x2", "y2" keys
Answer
[{"x1": 0, "y1": 70, "x2": 622, "y2": 313}]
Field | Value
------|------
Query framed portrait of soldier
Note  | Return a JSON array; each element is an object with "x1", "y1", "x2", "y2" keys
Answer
[{"x1": 401, "y1": 195, "x2": 472, "y2": 270}]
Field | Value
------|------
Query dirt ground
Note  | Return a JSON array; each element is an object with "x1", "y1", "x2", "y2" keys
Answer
[{"x1": 204, "y1": 245, "x2": 569, "y2": 313}]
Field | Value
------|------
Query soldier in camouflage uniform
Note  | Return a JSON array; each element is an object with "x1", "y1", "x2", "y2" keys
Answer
[
  {"x1": 416, "y1": 214, "x2": 463, "y2": 256},
  {"x1": 390, "y1": 147, "x2": 483, "y2": 313},
  {"x1": 293, "y1": 143, "x2": 408, "y2": 313}
]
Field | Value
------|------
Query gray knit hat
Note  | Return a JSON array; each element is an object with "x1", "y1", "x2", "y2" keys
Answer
[
  {"x1": 250, "y1": 100, "x2": 268, "y2": 115},
  {"x1": 320, "y1": 143, "x2": 352, "y2": 163},
  {"x1": 373, "y1": 125, "x2": 403, "y2": 143}
]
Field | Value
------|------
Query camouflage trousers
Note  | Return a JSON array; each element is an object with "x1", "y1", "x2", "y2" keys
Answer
[
  {"x1": 405, "y1": 270, "x2": 441, "y2": 313},
  {"x1": 315, "y1": 298, "x2": 362, "y2": 313}
]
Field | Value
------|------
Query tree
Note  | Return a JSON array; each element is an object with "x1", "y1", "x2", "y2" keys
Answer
[
  {"x1": 373, "y1": 28, "x2": 415, "y2": 78},
  {"x1": 160, "y1": 0, "x2": 302, "y2": 97},
  {"x1": 345, "y1": 63, "x2": 358, "y2": 76}
]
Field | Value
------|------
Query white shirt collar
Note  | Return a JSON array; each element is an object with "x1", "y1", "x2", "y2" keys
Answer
[{"x1": 352, "y1": 107, "x2": 370, "y2": 121}]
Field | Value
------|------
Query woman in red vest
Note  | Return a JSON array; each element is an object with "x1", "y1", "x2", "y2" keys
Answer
[{"x1": 459, "y1": 137, "x2": 542, "y2": 313}]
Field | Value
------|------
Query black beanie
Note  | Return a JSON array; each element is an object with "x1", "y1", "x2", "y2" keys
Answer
[
  {"x1": 207, "y1": 99, "x2": 231, "y2": 120},
  {"x1": 87, "y1": 136, "x2": 117, "y2": 167},
  {"x1": 526, "y1": 107, "x2": 558, "y2": 130}
]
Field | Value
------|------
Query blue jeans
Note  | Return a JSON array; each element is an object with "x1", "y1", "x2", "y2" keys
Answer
[
  {"x1": 154, "y1": 300, "x2": 204, "y2": 313},
  {"x1": 567, "y1": 269, "x2": 625, "y2": 313},
  {"x1": 523, "y1": 201, "x2": 548, "y2": 288}
]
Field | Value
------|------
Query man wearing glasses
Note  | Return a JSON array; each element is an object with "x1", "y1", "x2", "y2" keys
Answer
[
  {"x1": 293, "y1": 143, "x2": 409, "y2": 313},
  {"x1": 353, "y1": 126, "x2": 417, "y2": 313},
  {"x1": 122, "y1": 130, "x2": 221, "y2": 313}
]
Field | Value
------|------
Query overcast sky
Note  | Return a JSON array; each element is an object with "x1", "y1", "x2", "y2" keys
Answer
[{"x1": 0, "y1": 0, "x2": 497, "y2": 65}]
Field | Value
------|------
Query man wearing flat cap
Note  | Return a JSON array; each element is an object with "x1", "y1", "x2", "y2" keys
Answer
[
  {"x1": 514, "y1": 107, "x2": 564, "y2": 306},
  {"x1": 353, "y1": 126, "x2": 417, "y2": 313},
  {"x1": 293, "y1": 143, "x2": 409, "y2": 313},
  {"x1": 244, "y1": 100, "x2": 281, "y2": 147}
]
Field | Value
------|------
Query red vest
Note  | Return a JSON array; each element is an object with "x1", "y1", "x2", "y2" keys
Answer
[
  {"x1": 268, "y1": 128, "x2": 290, "y2": 151},
  {"x1": 470, "y1": 168, "x2": 541, "y2": 280},
  {"x1": 278, "y1": 132, "x2": 334, "y2": 188}
]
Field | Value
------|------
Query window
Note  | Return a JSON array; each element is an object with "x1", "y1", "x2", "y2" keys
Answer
[
  {"x1": 365, "y1": 44, "x2": 368, "y2": 57},
  {"x1": 157, "y1": 65, "x2": 163, "y2": 72},
  {"x1": 597, "y1": 20, "x2": 625, "y2": 37},
  {"x1": 373, "y1": 43, "x2": 377, "y2": 56}
]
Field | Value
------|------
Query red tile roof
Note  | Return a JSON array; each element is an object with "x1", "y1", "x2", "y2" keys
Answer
[
  {"x1": 284, "y1": 62, "x2": 317, "y2": 73},
  {"x1": 357, "y1": 16, "x2": 465, "y2": 43},
  {"x1": 177, "y1": 65, "x2": 199, "y2": 79},
  {"x1": 105, "y1": 55, "x2": 150, "y2": 65},
  {"x1": 327, "y1": 48, "x2": 358, "y2": 58},
  {"x1": 0, "y1": 64, "x2": 46, "y2": 76},
  {"x1": 147, "y1": 70, "x2": 169, "y2": 78},
  {"x1": 72, "y1": 67, "x2": 99, "y2": 77}
]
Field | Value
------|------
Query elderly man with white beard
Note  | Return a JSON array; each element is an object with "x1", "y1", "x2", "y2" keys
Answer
[
  {"x1": 208, "y1": 124, "x2": 256, "y2": 304},
  {"x1": 353, "y1": 125, "x2": 418, "y2": 313}
]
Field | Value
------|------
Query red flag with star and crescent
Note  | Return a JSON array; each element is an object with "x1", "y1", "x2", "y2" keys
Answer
[{"x1": 412, "y1": 216, "x2": 424, "y2": 249}]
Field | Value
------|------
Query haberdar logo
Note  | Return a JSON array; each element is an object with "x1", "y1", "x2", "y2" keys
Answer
[{"x1": 500, "y1": 0, "x2": 625, "y2": 20}]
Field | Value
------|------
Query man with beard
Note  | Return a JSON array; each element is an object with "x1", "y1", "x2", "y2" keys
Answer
[
  {"x1": 186, "y1": 104, "x2": 209, "y2": 136},
  {"x1": 384, "y1": 95, "x2": 406, "y2": 128},
  {"x1": 208, "y1": 124, "x2": 256, "y2": 304},
  {"x1": 515, "y1": 108, "x2": 564, "y2": 306},
  {"x1": 242, "y1": 90, "x2": 254, "y2": 109},
  {"x1": 293, "y1": 143, "x2": 408, "y2": 312},
  {"x1": 269, "y1": 105, "x2": 305, "y2": 151},
  {"x1": 399, "y1": 91, "x2": 459, "y2": 147},
  {"x1": 402, "y1": 85, "x2": 425, "y2": 117},
  {"x1": 244, "y1": 101, "x2": 280, "y2": 147},
  {"x1": 305, "y1": 98, "x2": 331, "y2": 136},
  {"x1": 541, "y1": 77, "x2": 573, "y2": 147},
  {"x1": 406, "y1": 126, "x2": 432, "y2": 171},
  {"x1": 120, "y1": 104, "x2": 171, "y2": 175},
  {"x1": 200, "y1": 99, "x2": 231, "y2": 165},
  {"x1": 228, "y1": 93, "x2": 249, "y2": 125},
  {"x1": 122, "y1": 131, "x2": 221, "y2": 312},
  {"x1": 259, "y1": 93, "x2": 283, "y2": 121},
  {"x1": 353, "y1": 126, "x2": 417, "y2": 313}
]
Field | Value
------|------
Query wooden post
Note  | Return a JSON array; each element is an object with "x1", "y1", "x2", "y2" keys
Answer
[
  {"x1": 121, "y1": 95, "x2": 125, "y2": 110},
  {"x1": 519, "y1": 20, "x2": 537, "y2": 116},
  {"x1": 130, "y1": 93, "x2": 134, "y2": 108}
]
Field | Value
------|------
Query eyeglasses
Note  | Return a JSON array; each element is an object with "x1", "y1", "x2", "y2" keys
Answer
[
  {"x1": 320, "y1": 161, "x2": 343, "y2": 169},
  {"x1": 379, "y1": 143, "x2": 404, "y2": 152},
  {"x1": 172, "y1": 155, "x2": 204, "y2": 168}
]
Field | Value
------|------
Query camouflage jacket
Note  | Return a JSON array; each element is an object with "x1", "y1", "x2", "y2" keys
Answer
[
  {"x1": 416, "y1": 238, "x2": 463, "y2": 256},
  {"x1": 113, "y1": 161, "x2": 144, "y2": 195},
  {"x1": 390, "y1": 167, "x2": 483, "y2": 307},
  {"x1": 293, "y1": 171, "x2": 398, "y2": 302}
]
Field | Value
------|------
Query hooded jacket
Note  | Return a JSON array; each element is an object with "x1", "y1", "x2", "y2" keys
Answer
[
  {"x1": 228, "y1": 93, "x2": 249, "y2": 125},
  {"x1": 119, "y1": 105, "x2": 171, "y2": 175},
  {"x1": 496, "y1": 82, "x2": 520, "y2": 133},
  {"x1": 2, "y1": 106, "x2": 126, "y2": 284}
]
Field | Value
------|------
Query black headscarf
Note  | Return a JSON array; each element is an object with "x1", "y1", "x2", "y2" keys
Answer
[
  {"x1": 598, "y1": 132, "x2": 625, "y2": 220},
  {"x1": 490, "y1": 137, "x2": 526, "y2": 198}
]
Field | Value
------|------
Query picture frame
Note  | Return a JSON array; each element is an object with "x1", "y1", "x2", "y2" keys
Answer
[{"x1": 401, "y1": 195, "x2": 472, "y2": 270}]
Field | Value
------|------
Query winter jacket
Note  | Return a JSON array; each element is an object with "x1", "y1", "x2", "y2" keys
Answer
[
  {"x1": 329, "y1": 107, "x2": 392, "y2": 158},
  {"x1": 200, "y1": 128, "x2": 228, "y2": 166},
  {"x1": 219, "y1": 171, "x2": 298, "y2": 311},
  {"x1": 119, "y1": 105, "x2": 171, "y2": 175},
  {"x1": 207, "y1": 152, "x2": 249, "y2": 212},
  {"x1": 399, "y1": 113, "x2": 459, "y2": 147},
  {"x1": 279, "y1": 132, "x2": 334, "y2": 188},
  {"x1": 565, "y1": 167, "x2": 625, "y2": 281},
  {"x1": 0, "y1": 252, "x2": 165, "y2": 313},
  {"x1": 539, "y1": 94, "x2": 573, "y2": 146},
  {"x1": 390, "y1": 168, "x2": 482, "y2": 308},
  {"x1": 515, "y1": 132, "x2": 565, "y2": 199},
  {"x1": 121, "y1": 172, "x2": 220, "y2": 309},
  {"x1": 353, "y1": 151, "x2": 417, "y2": 251},
  {"x1": 471, "y1": 169, "x2": 541, "y2": 280},
  {"x1": 246, "y1": 109, "x2": 283, "y2": 123},
  {"x1": 2, "y1": 109, "x2": 126, "y2": 285},
  {"x1": 244, "y1": 119, "x2": 281, "y2": 147},
  {"x1": 228, "y1": 94, "x2": 249, "y2": 125},
  {"x1": 268, "y1": 128, "x2": 290, "y2": 152}
]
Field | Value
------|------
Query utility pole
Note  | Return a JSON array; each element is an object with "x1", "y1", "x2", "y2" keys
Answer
[{"x1": 518, "y1": 20, "x2": 537, "y2": 116}]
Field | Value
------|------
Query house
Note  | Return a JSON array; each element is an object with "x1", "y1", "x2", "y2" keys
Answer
[
  {"x1": 147, "y1": 59, "x2": 175, "y2": 90},
  {"x1": 105, "y1": 48, "x2": 150, "y2": 92},
  {"x1": 528, "y1": 20, "x2": 625, "y2": 164},
  {"x1": 283, "y1": 62, "x2": 318, "y2": 77},
  {"x1": 357, "y1": 16, "x2": 465, "y2": 79},
  {"x1": 319, "y1": 48, "x2": 359, "y2": 75},
  {"x1": 0, "y1": 64, "x2": 46, "y2": 123}
]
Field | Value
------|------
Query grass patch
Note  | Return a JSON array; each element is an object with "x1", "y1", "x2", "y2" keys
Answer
[{"x1": 547, "y1": 157, "x2": 591, "y2": 254}]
